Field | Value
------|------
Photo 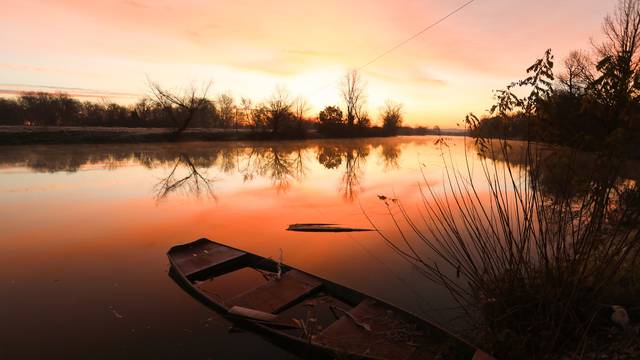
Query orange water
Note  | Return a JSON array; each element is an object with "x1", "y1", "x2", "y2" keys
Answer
[{"x1": 0, "y1": 136, "x2": 479, "y2": 358}]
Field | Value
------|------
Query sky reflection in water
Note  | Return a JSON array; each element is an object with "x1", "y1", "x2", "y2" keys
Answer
[{"x1": 0, "y1": 136, "x2": 483, "y2": 359}]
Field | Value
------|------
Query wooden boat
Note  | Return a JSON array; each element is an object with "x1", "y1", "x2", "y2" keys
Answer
[{"x1": 167, "y1": 238, "x2": 494, "y2": 360}]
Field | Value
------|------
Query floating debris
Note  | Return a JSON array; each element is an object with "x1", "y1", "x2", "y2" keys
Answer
[
  {"x1": 287, "y1": 223, "x2": 373, "y2": 233},
  {"x1": 109, "y1": 306, "x2": 124, "y2": 319}
]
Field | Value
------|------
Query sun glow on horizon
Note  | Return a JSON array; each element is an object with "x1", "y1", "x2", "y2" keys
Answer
[{"x1": 0, "y1": 0, "x2": 618, "y2": 127}]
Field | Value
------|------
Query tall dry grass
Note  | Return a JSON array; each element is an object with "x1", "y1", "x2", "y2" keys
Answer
[{"x1": 370, "y1": 137, "x2": 640, "y2": 358}]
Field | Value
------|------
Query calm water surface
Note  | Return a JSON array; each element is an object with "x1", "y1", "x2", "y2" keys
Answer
[{"x1": 0, "y1": 136, "x2": 480, "y2": 359}]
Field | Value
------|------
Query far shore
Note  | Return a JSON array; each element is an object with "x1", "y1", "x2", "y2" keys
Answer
[{"x1": 0, "y1": 125, "x2": 463, "y2": 145}]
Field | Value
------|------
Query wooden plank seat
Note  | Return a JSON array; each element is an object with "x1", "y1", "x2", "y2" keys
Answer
[
  {"x1": 169, "y1": 239, "x2": 246, "y2": 277},
  {"x1": 314, "y1": 299, "x2": 442, "y2": 360},
  {"x1": 225, "y1": 270, "x2": 322, "y2": 313}
]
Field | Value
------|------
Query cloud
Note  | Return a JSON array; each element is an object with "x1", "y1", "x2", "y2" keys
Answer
[
  {"x1": 366, "y1": 67, "x2": 447, "y2": 86},
  {"x1": 0, "y1": 63, "x2": 56, "y2": 74},
  {"x1": 282, "y1": 49, "x2": 343, "y2": 58},
  {"x1": 0, "y1": 84, "x2": 142, "y2": 99},
  {"x1": 122, "y1": 0, "x2": 149, "y2": 9}
]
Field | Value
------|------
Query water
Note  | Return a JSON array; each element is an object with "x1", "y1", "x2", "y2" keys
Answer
[{"x1": 0, "y1": 136, "x2": 475, "y2": 359}]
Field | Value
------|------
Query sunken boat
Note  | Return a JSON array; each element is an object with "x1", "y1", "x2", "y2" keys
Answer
[{"x1": 167, "y1": 238, "x2": 494, "y2": 359}]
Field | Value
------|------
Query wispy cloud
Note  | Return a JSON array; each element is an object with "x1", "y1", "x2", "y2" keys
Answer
[
  {"x1": 0, "y1": 84, "x2": 142, "y2": 99},
  {"x1": 282, "y1": 49, "x2": 343, "y2": 58},
  {"x1": 366, "y1": 67, "x2": 446, "y2": 86}
]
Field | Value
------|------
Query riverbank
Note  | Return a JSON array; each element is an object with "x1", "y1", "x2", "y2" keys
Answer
[{"x1": 0, "y1": 126, "x2": 462, "y2": 145}]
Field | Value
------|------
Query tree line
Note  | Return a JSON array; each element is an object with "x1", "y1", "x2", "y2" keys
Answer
[
  {"x1": 468, "y1": 0, "x2": 640, "y2": 153},
  {"x1": 0, "y1": 72, "x2": 438, "y2": 138}
]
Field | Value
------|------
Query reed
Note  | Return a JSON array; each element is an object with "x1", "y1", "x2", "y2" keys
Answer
[{"x1": 370, "y1": 136, "x2": 640, "y2": 358}]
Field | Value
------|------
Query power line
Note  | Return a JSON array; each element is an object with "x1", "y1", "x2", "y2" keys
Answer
[
  {"x1": 357, "y1": 0, "x2": 477, "y2": 71},
  {"x1": 312, "y1": 0, "x2": 477, "y2": 96}
]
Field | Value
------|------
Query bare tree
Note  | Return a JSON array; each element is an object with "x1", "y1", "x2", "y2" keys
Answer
[
  {"x1": 558, "y1": 50, "x2": 594, "y2": 95},
  {"x1": 267, "y1": 87, "x2": 293, "y2": 134},
  {"x1": 380, "y1": 100, "x2": 403, "y2": 135},
  {"x1": 216, "y1": 93, "x2": 236, "y2": 129},
  {"x1": 293, "y1": 96, "x2": 309, "y2": 121},
  {"x1": 147, "y1": 80, "x2": 212, "y2": 133},
  {"x1": 240, "y1": 97, "x2": 253, "y2": 128},
  {"x1": 355, "y1": 103, "x2": 371, "y2": 128},
  {"x1": 596, "y1": 0, "x2": 640, "y2": 64},
  {"x1": 593, "y1": 0, "x2": 640, "y2": 119},
  {"x1": 250, "y1": 103, "x2": 269, "y2": 131},
  {"x1": 341, "y1": 70, "x2": 367, "y2": 128}
]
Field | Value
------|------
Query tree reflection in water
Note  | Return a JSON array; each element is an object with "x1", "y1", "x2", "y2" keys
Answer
[
  {"x1": 240, "y1": 147, "x2": 307, "y2": 193},
  {"x1": 317, "y1": 143, "x2": 370, "y2": 202},
  {"x1": 154, "y1": 154, "x2": 217, "y2": 201},
  {"x1": 476, "y1": 139, "x2": 640, "y2": 224},
  {"x1": 0, "y1": 139, "x2": 412, "y2": 201},
  {"x1": 379, "y1": 142, "x2": 401, "y2": 171}
]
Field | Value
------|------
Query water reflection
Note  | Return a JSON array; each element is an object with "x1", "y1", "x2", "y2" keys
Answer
[
  {"x1": 317, "y1": 144, "x2": 370, "y2": 201},
  {"x1": 154, "y1": 154, "x2": 217, "y2": 201},
  {"x1": 241, "y1": 147, "x2": 307, "y2": 193},
  {"x1": 0, "y1": 136, "x2": 456, "y2": 359},
  {"x1": 380, "y1": 142, "x2": 401, "y2": 171},
  {"x1": 3, "y1": 137, "x2": 639, "y2": 359},
  {"x1": 0, "y1": 139, "x2": 409, "y2": 202},
  {"x1": 475, "y1": 139, "x2": 640, "y2": 222}
]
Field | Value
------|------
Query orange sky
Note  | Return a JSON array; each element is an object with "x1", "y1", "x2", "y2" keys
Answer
[{"x1": 0, "y1": 0, "x2": 618, "y2": 127}]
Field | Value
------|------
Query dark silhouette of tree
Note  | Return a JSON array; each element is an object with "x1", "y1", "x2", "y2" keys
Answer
[
  {"x1": 558, "y1": 50, "x2": 594, "y2": 95},
  {"x1": 266, "y1": 87, "x2": 296, "y2": 135},
  {"x1": 0, "y1": 98, "x2": 22, "y2": 125},
  {"x1": 0, "y1": 73, "x2": 409, "y2": 139},
  {"x1": 467, "y1": 0, "x2": 640, "y2": 153},
  {"x1": 592, "y1": 0, "x2": 640, "y2": 129},
  {"x1": 18, "y1": 92, "x2": 81, "y2": 126},
  {"x1": 293, "y1": 96, "x2": 309, "y2": 122},
  {"x1": 147, "y1": 81, "x2": 212, "y2": 134},
  {"x1": 292, "y1": 96, "x2": 310, "y2": 133},
  {"x1": 249, "y1": 104, "x2": 270, "y2": 131},
  {"x1": 216, "y1": 93, "x2": 236, "y2": 129},
  {"x1": 341, "y1": 70, "x2": 367, "y2": 128},
  {"x1": 239, "y1": 97, "x2": 253, "y2": 129},
  {"x1": 318, "y1": 106, "x2": 344, "y2": 135},
  {"x1": 596, "y1": 0, "x2": 640, "y2": 63},
  {"x1": 381, "y1": 100, "x2": 403, "y2": 135},
  {"x1": 467, "y1": 49, "x2": 555, "y2": 143},
  {"x1": 355, "y1": 104, "x2": 371, "y2": 129}
]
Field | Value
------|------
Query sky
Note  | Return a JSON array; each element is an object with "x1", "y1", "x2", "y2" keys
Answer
[{"x1": 0, "y1": 0, "x2": 619, "y2": 127}]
